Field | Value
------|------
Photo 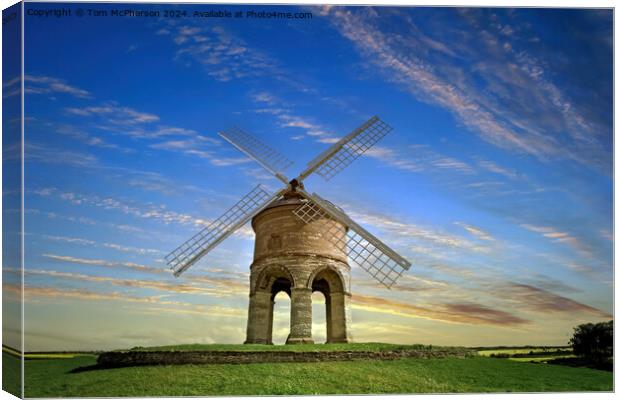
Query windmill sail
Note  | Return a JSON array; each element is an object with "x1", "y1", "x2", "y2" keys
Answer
[
  {"x1": 297, "y1": 116, "x2": 392, "y2": 182},
  {"x1": 294, "y1": 191, "x2": 411, "y2": 288},
  {"x1": 166, "y1": 185, "x2": 284, "y2": 277},
  {"x1": 219, "y1": 127, "x2": 293, "y2": 184}
]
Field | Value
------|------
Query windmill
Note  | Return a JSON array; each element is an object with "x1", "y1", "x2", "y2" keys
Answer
[{"x1": 166, "y1": 116, "x2": 411, "y2": 344}]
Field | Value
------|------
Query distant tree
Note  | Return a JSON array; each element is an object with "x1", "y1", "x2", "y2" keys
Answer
[{"x1": 569, "y1": 320, "x2": 613, "y2": 363}]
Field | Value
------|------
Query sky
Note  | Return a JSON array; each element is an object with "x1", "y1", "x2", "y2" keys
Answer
[{"x1": 2, "y1": 3, "x2": 613, "y2": 351}]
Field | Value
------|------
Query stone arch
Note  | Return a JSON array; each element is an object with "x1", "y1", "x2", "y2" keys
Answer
[
  {"x1": 252, "y1": 264, "x2": 295, "y2": 295},
  {"x1": 309, "y1": 265, "x2": 351, "y2": 343},
  {"x1": 307, "y1": 265, "x2": 346, "y2": 294},
  {"x1": 246, "y1": 264, "x2": 294, "y2": 345}
]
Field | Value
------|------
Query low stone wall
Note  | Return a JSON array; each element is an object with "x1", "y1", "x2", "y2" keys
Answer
[{"x1": 97, "y1": 349, "x2": 474, "y2": 367}]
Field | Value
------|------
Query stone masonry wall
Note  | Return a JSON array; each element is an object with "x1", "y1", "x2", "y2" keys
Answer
[{"x1": 97, "y1": 349, "x2": 475, "y2": 367}]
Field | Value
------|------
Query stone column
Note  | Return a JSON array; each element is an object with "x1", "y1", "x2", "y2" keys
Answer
[
  {"x1": 343, "y1": 293, "x2": 352, "y2": 341},
  {"x1": 267, "y1": 299, "x2": 275, "y2": 345},
  {"x1": 325, "y1": 293, "x2": 332, "y2": 342},
  {"x1": 327, "y1": 292, "x2": 351, "y2": 343},
  {"x1": 286, "y1": 287, "x2": 314, "y2": 344},
  {"x1": 244, "y1": 291, "x2": 271, "y2": 344}
]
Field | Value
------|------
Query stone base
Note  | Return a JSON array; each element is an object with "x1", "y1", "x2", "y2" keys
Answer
[
  {"x1": 285, "y1": 336, "x2": 314, "y2": 345},
  {"x1": 97, "y1": 348, "x2": 475, "y2": 367},
  {"x1": 326, "y1": 338, "x2": 351, "y2": 344},
  {"x1": 244, "y1": 339, "x2": 272, "y2": 345}
]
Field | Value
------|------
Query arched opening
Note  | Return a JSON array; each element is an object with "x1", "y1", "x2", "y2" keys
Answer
[
  {"x1": 246, "y1": 266, "x2": 293, "y2": 345},
  {"x1": 311, "y1": 291, "x2": 327, "y2": 343},
  {"x1": 271, "y1": 290, "x2": 291, "y2": 344},
  {"x1": 269, "y1": 276, "x2": 292, "y2": 344},
  {"x1": 310, "y1": 267, "x2": 348, "y2": 343}
]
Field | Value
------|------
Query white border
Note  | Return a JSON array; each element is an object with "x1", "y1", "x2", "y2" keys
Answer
[{"x1": 0, "y1": 1, "x2": 616, "y2": 400}]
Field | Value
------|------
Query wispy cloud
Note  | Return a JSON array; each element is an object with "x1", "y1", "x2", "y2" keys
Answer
[
  {"x1": 356, "y1": 272, "x2": 452, "y2": 293},
  {"x1": 325, "y1": 8, "x2": 550, "y2": 157},
  {"x1": 41, "y1": 234, "x2": 163, "y2": 256},
  {"x1": 565, "y1": 262, "x2": 601, "y2": 278},
  {"x1": 167, "y1": 24, "x2": 279, "y2": 82},
  {"x1": 149, "y1": 138, "x2": 250, "y2": 167},
  {"x1": 251, "y1": 91, "x2": 277, "y2": 105},
  {"x1": 523, "y1": 274, "x2": 581, "y2": 294},
  {"x1": 4, "y1": 74, "x2": 91, "y2": 98},
  {"x1": 54, "y1": 123, "x2": 131, "y2": 152},
  {"x1": 251, "y1": 91, "x2": 337, "y2": 141},
  {"x1": 20, "y1": 268, "x2": 242, "y2": 298},
  {"x1": 428, "y1": 263, "x2": 476, "y2": 279},
  {"x1": 36, "y1": 188, "x2": 204, "y2": 227},
  {"x1": 27, "y1": 208, "x2": 159, "y2": 241},
  {"x1": 365, "y1": 144, "x2": 474, "y2": 175},
  {"x1": 32, "y1": 208, "x2": 97, "y2": 226},
  {"x1": 119, "y1": 126, "x2": 211, "y2": 140},
  {"x1": 477, "y1": 159, "x2": 520, "y2": 180},
  {"x1": 117, "y1": 169, "x2": 207, "y2": 197},
  {"x1": 520, "y1": 223, "x2": 592, "y2": 257},
  {"x1": 21, "y1": 76, "x2": 237, "y2": 168},
  {"x1": 2, "y1": 76, "x2": 21, "y2": 98},
  {"x1": 14, "y1": 79, "x2": 237, "y2": 173},
  {"x1": 130, "y1": 304, "x2": 246, "y2": 319},
  {"x1": 5, "y1": 282, "x2": 195, "y2": 307},
  {"x1": 352, "y1": 293, "x2": 528, "y2": 326},
  {"x1": 66, "y1": 105, "x2": 159, "y2": 123},
  {"x1": 33, "y1": 187, "x2": 256, "y2": 240},
  {"x1": 60, "y1": 95, "x2": 236, "y2": 165},
  {"x1": 29, "y1": 255, "x2": 248, "y2": 299},
  {"x1": 455, "y1": 222, "x2": 495, "y2": 241},
  {"x1": 498, "y1": 282, "x2": 611, "y2": 318},
  {"x1": 26, "y1": 142, "x2": 98, "y2": 167},
  {"x1": 42, "y1": 254, "x2": 166, "y2": 274},
  {"x1": 323, "y1": 7, "x2": 611, "y2": 172},
  {"x1": 344, "y1": 206, "x2": 489, "y2": 254}
]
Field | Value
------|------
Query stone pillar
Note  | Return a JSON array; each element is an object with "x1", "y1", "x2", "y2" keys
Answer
[
  {"x1": 244, "y1": 291, "x2": 271, "y2": 344},
  {"x1": 327, "y1": 292, "x2": 351, "y2": 343},
  {"x1": 343, "y1": 293, "x2": 352, "y2": 341},
  {"x1": 325, "y1": 293, "x2": 332, "y2": 342},
  {"x1": 267, "y1": 299, "x2": 275, "y2": 345},
  {"x1": 286, "y1": 287, "x2": 314, "y2": 344}
]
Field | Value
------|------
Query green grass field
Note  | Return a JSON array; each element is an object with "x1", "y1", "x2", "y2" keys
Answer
[
  {"x1": 2, "y1": 352, "x2": 21, "y2": 397},
  {"x1": 477, "y1": 347, "x2": 571, "y2": 356},
  {"x1": 476, "y1": 346, "x2": 577, "y2": 364},
  {"x1": 1, "y1": 346, "x2": 612, "y2": 397}
]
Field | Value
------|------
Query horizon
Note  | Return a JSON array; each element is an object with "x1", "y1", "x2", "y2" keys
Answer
[
  {"x1": 1, "y1": 342, "x2": 577, "y2": 353},
  {"x1": 2, "y1": 3, "x2": 613, "y2": 351}
]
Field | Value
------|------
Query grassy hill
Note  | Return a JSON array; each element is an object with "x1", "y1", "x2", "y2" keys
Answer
[{"x1": 2, "y1": 343, "x2": 612, "y2": 396}]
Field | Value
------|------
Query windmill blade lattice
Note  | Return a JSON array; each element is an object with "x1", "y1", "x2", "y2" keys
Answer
[
  {"x1": 298, "y1": 116, "x2": 392, "y2": 182},
  {"x1": 294, "y1": 192, "x2": 411, "y2": 288},
  {"x1": 219, "y1": 126, "x2": 293, "y2": 183},
  {"x1": 166, "y1": 185, "x2": 284, "y2": 277}
]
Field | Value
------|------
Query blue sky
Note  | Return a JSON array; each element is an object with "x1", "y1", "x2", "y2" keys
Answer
[{"x1": 3, "y1": 3, "x2": 613, "y2": 350}]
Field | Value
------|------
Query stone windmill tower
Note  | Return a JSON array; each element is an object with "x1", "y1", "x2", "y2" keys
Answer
[
  {"x1": 166, "y1": 117, "x2": 411, "y2": 344},
  {"x1": 246, "y1": 191, "x2": 350, "y2": 344}
]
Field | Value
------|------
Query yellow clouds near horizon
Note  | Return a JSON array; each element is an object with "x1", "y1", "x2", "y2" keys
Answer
[{"x1": 351, "y1": 293, "x2": 529, "y2": 326}]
